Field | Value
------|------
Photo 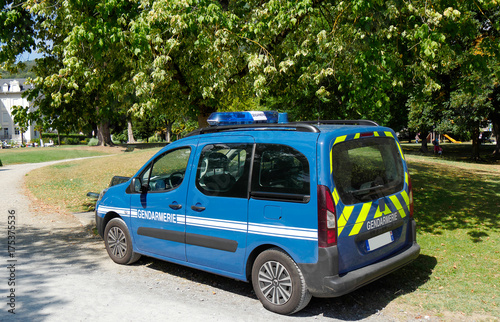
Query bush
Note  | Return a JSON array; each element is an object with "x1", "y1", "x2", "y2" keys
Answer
[
  {"x1": 43, "y1": 132, "x2": 87, "y2": 141},
  {"x1": 112, "y1": 132, "x2": 127, "y2": 143},
  {"x1": 66, "y1": 137, "x2": 80, "y2": 145},
  {"x1": 87, "y1": 138, "x2": 99, "y2": 146},
  {"x1": 0, "y1": 159, "x2": 3, "y2": 167},
  {"x1": 148, "y1": 135, "x2": 163, "y2": 143}
]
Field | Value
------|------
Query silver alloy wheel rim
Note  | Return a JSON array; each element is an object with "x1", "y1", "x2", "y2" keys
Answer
[
  {"x1": 258, "y1": 260, "x2": 292, "y2": 305},
  {"x1": 108, "y1": 226, "x2": 127, "y2": 258}
]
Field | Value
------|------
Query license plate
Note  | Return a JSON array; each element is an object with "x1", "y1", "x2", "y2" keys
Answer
[{"x1": 366, "y1": 231, "x2": 394, "y2": 251}]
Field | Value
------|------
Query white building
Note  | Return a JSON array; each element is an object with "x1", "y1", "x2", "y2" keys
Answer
[{"x1": 0, "y1": 79, "x2": 39, "y2": 144}]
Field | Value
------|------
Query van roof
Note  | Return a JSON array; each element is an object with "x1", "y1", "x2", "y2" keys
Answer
[{"x1": 185, "y1": 120, "x2": 379, "y2": 138}]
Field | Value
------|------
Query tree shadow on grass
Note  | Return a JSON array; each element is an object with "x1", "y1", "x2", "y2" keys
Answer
[
  {"x1": 408, "y1": 162, "x2": 500, "y2": 239},
  {"x1": 306, "y1": 254, "x2": 437, "y2": 319},
  {"x1": 402, "y1": 143, "x2": 499, "y2": 164}
]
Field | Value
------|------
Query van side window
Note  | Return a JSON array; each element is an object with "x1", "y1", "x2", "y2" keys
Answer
[
  {"x1": 251, "y1": 144, "x2": 310, "y2": 202},
  {"x1": 141, "y1": 147, "x2": 191, "y2": 192},
  {"x1": 196, "y1": 144, "x2": 253, "y2": 198}
]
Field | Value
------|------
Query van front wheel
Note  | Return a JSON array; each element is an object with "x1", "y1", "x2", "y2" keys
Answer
[
  {"x1": 251, "y1": 248, "x2": 311, "y2": 315},
  {"x1": 104, "y1": 218, "x2": 141, "y2": 265}
]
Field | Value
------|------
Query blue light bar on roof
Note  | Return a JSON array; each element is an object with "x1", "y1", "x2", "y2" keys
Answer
[{"x1": 207, "y1": 111, "x2": 280, "y2": 126}]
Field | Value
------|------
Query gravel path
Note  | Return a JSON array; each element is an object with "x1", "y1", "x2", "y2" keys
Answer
[{"x1": 0, "y1": 159, "x2": 406, "y2": 321}]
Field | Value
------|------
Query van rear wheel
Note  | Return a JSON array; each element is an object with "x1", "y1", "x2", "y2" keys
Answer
[
  {"x1": 104, "y1": 218, "x2": 141, "y2": 265},
  {"x1": 252, "y1": 248, "x2": 311, "y2": 315}
]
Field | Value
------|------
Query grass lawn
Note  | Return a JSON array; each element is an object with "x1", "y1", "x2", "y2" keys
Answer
[
  {"x1": 23, "y1": 142, "x2": 500, "y2": 319},
  {"x1": 25, "y1": 147, "x2": 160, "y2": 212},
  {"x1": 0, "y1": 145, "x2": 123, "y2": 165},
  {"x1": 391, "y1": 154, "x2": 499, "y2": 318}
]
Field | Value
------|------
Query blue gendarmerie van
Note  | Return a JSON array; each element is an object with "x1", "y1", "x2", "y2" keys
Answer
[{"x1": 95, "y1": 111, "x2": 420, "y2": 315}]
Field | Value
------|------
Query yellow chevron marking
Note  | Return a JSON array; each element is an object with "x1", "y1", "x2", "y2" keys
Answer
[
  {"x1": 389, "y1": 195, "x2": 406, "y2": 218},
  {"x1": 374, "y1": 131, "x2": 380, "y2": 137},
  {"x1": 354, "y1": 133, "x2": 361, "y2": 139},
  {"x1": 384, "y1": 131, "x2": 394, "y2": 137},
  {"x1": 349, "y1": 202, "x2": 371, "y2": 236},
  {"x1": 332, "y1": 188, "x2": 340, "y2": 205},
  {"x1": 405, "y1": 172, "x2": 409, "y2": 186},
  {"x1": 330, "y1": 135, "x2": 347, "y2": 173},
  {"x1": 337, "y1": 205, "x2": 354, "y2": 236},
  {"x1": 333, "y1": 135, "x2": 347, "y2": 146},
  {"x1": 401, "y1": 190, "x2": 410, "y2": 208},
  {"x1": 396, "y1": 141, "x2": 405, "y2": 160},
  {"x1": 330, "y1": 148, "x2": 333, "y2": 174}
]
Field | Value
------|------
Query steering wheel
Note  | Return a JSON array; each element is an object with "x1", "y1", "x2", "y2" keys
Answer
[{"x1": 168, "y1": 172, "x2": 184, "y2": 188}]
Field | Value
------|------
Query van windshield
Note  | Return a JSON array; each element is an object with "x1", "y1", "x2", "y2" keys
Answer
[{"x1": 332, "y1": 137, "x2": 404, "y2": 205}]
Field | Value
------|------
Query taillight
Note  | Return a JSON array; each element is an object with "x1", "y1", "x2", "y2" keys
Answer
[
  {"x1": 408, "y1": 174, "x2": 414, "y2": 218},
  {"x1": 317, "y1": 185, "x2": 337, "y2": 247}
]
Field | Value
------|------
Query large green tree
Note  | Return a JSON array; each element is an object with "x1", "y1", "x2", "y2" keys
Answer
[
  {"x1": 0, "y1": 0, "x2": 35, "y2": 72},
  {"x1": 404, "y1": 1, "x2": 499, "y2": 158},
  {"x1": 131, "y1": 0, "x2": 325, "y2": 127},
  {"x1": 14, "y1": 0, "x2": 143, "y2": 145},
  {"x1": 4, "y1": 0, "x2": 499, "y2": 155}
]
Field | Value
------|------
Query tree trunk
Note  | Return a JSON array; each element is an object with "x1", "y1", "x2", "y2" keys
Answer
[
  {"x1": 491, "y1": 111, "x2": 500, "y2": 156},
  {"x1": 165, "y1": 120, "x2": 173, "y2": 142},
  {"x1": 197, "y1": 103, "x2": 216, "y2": 128},
  {"x1": 198, "y1": 114, "x2": 209, "y2": 128},
  {"x1": 127, "y1": 119, "x2": 136, "y2": 143},
  {"x1": 420, "y1": 131, "x2": 429, "y2": 152},
  {"x1": 471, "y1": 126, "x2": 481, "y2": 160},
  {"x1": 97, "y1": 121, "x2": 113, "y2": 146}
]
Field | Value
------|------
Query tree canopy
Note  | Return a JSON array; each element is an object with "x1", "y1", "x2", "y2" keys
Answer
[{"x1": 1, "y1": 0, "x2": 498, "y2": 155}]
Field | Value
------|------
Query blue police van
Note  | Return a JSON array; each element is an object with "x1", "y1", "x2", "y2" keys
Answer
[{"x1": 95, "y1": 111, "x2": 420, "y2": 315}]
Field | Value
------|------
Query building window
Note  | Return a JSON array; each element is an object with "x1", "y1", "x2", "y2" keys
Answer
[{"x1": 15, "y1": 128, "x2": 20, "y2": 135}]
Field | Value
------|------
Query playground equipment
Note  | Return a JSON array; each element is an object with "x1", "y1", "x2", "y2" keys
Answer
[{"x1": 443, "y1": 134, "x2": 461, "y2": 143}]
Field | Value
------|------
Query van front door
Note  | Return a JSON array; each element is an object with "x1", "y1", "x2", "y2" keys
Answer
[
  {"x1": 185, "y1": 137, "x2": 254, "y2": 276},
  {"x1": 130, "y1": 145, "x2": 194, "y2": 261}
]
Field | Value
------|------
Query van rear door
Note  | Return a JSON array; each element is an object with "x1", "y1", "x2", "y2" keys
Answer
[{"x1": 330, "y1": 131, "x2": 412, "y2": 274}]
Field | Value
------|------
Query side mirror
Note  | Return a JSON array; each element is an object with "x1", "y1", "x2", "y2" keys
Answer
[
  {"x1": 131, "y1": 177, "x2": 148, "y2": 194},
  {"x1": 141, "y1": 182, "x2": 149, "y2": 194}
]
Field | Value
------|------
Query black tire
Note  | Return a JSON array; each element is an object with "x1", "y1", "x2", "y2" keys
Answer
[
  {"x1": 252, "y1": 248, "x2": 312, "y2": 315},
  {"x1": 104, "y1": 218, "x2": 141, "y2": 265}
]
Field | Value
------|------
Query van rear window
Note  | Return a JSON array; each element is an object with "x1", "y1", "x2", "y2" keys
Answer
[{"x1": 332, "y1": 137, "x2": 404, "y2": 205}]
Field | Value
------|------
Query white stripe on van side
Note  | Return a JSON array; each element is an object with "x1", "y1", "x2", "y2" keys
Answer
[
  {"x1": 186, "y1": 216, "x2": 247, "y2": 233},
  {"x1": 98, "y1": 207, "x2": 317, "y2": 241},
  {"x1": 97, "y1": 206, "x2": 130, "y2": 217},
  {"x1": 248, "y1": 223, "x2": 317, "y2": 241}
]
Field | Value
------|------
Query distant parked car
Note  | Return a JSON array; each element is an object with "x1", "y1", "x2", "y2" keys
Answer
[{"x1": 479, "y1": 131, "x2": 494, "y2": 144}]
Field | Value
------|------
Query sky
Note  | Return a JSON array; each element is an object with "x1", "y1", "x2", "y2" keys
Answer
[{"x1": 18, "y1": 50, "x2": 44, "y2": 62}]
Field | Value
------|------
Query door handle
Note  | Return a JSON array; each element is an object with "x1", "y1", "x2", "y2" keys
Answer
[
  {"x1": 169, "y1": 204, "x2": 182, "y2": 210},
  {"x1": 191, "y1": 205, "x2": 206, "y2": 212}
]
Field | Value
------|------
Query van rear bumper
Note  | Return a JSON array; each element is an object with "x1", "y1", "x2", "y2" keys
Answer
[{"x1": 300, "y1": 242, "x2": 420, "y2": 297}]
